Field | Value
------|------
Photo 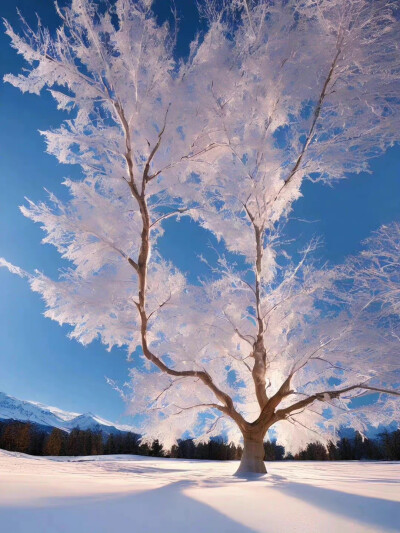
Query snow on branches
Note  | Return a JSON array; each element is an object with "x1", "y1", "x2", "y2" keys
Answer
[{"x1": 2, "y1": 0, "x2": 400, "y2": 456}]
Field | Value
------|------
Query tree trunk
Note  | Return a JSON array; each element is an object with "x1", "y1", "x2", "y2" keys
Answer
[{"x1": 235, "y1": 437, "x2": 266, "y2": 476}]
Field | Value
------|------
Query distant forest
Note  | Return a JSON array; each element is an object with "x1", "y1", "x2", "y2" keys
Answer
[{"x1": 0, "y1": 419, "x2": 399, "y2": 461}]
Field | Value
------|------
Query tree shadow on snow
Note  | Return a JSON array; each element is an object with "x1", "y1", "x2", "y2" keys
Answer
[
  {"x1": 273, "y1": 479, "x2": 400, "y2": 531},
  {"x1": 0, "y1": 480, "x2": 258, "y2": 533}
]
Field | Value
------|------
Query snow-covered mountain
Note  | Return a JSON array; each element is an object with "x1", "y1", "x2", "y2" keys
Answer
[{"x1": 0, "y1": 392, "x2": 135, "y2": 435}]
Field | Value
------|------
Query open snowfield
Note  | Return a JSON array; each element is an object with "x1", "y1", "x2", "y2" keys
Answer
[{"x1": 0, "y1": 450, "x2": 399, "y2": 533}]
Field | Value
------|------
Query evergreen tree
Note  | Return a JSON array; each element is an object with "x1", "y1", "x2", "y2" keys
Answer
[
  {"x1": 44, "y1": 428, "x2": 66, "y2": 456},
  {"x1": 123, "y1": 432, "x2": 140, "y2": 454},
  {"x1": 90, "y1": 432, "x2": 103, "y2": 455},
  {"x1": 379, "y1": 429, "x2": 400, "y2": 460},
  {"x1": 297, "y1": 442, "x2": 328, "y2": 461},
  {"x1": 150, "y1": 440, "x2": 164, "y2": 457},
  {"x1": 15, "y1": 423, "x2": 32, "y2": 454},
  {"x1": 264, "y1": 441, "x2": 285, "y2": 461},
  {"x1": 338, "y1": 437, "x2": 354, "y2": 460},
  {"x1": 67, "y1": 429, "x2": 82, "y2": 456},
  {"x1": 327, "y1": 441, "x2": 339, "y2": 461},
  {"x1": 1, "y1": 423, "x2": 17, "y2": 451},
  {"x1": 353, "y1": 432, "x2": 364, "y2": 460},
  {"x1": 170, "y1": 444, "x2": 179, "y2": 459},
  {"x1": 105, "y1": 434, "x2": 116, "y2": 455},
  {"x1": 138, "y1": 442, "x2": 150, "y2": 456}
]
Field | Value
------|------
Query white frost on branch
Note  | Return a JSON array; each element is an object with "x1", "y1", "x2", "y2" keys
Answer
[{"x1": 3, "y1": 0, "x2": 400, "y2": 452}]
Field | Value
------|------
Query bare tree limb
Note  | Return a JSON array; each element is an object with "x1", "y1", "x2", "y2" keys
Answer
[
  {"x1": 267, "y1": 44, "x2": 342, "y2": 208},
  {"x1": 150, "y1": 208, "x2": 190, "y2": 228},
  {"x1": 276, "y1": 383, "x2": 400, "y2": 420}
]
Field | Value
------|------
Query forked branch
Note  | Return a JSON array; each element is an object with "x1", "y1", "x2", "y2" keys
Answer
[{"x1": 276, "y1": 383, "x2": 400, "y2": 420}]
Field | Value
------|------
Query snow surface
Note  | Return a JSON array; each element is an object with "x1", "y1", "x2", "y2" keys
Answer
[{"x1": 0, "y1": 450, "x2": 399, "y2": 533}]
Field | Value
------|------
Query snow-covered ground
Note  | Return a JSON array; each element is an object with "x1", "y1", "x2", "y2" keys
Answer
[{"x1": 0, "y1": 450, "x2": 399, "y2": 533}]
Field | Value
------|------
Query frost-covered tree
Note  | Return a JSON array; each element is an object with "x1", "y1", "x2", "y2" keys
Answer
[
  {"x1": 344, "y1": 223, "x2": 400, "y2": 321},
  {"x1": 2, "y1": 0, "x2": 400, "y2": 474}
]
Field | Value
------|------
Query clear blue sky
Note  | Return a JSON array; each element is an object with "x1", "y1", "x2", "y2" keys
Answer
[{"x1": 0, "y1": 0, "x2": 399, "y2": 424}]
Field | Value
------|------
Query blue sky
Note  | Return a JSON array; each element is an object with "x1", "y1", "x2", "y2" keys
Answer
[{"x1": 0, "y1": 0, "x2": 399, "y2": 424}]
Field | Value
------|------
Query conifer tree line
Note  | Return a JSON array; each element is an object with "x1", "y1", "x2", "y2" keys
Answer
[{"x1": 1, "y1": 419, "x2": 399, "y2": 461}]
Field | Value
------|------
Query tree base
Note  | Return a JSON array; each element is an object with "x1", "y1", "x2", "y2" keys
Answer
[{"x1": 235, "y1": 438, "x2": 267, "y2": 476}]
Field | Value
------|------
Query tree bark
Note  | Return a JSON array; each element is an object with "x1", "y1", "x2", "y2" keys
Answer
[{"x1": 235, "y1": 436, "x2": 266, "y2": 476}]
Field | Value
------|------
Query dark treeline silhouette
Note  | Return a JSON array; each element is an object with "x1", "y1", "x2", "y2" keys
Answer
[
  {"x1": 1, "y1": 419, "x2": 399, "y2": 461},
  {"x1": 170, "y1": 437, "x2": 243, "y2": 460},
  {"x1": 0, "y1": 420, "x2": 142, "y2": 457},
  {"x1": 287, "y1": 430, "x2": 400, "y2": 461},
  {"x1": 0, "y1": 420, "x2": 241, "y2": 460}
]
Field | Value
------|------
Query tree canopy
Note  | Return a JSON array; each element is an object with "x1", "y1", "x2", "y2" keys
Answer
[{"x1": 2, "y1": 0, "x2": 400, "y2": 469}]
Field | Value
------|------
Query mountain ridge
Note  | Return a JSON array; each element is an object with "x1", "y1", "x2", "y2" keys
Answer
[{"x1": 0, "y1": 392, "x2": 135, "y2": 435}]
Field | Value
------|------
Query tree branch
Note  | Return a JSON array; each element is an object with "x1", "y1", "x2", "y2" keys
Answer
[
  {"x1": 149, "y1": 208, "x2": 189, "y2": 229},
  {"x1": 144, "y1": 104, "x2": 171, "y2": 188},
  {"x1": 276, "y1": 383, "x2": 400, "y2": 420},
  {"x1": 241, "y1": 200, "x2": 269, "y2": 410},
  {"x1": 268, "y1": 45, "x2": 342, "y2": 208},
  {"x1": 172, "y1": 402, "x2": 228, "y2": 415}
]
